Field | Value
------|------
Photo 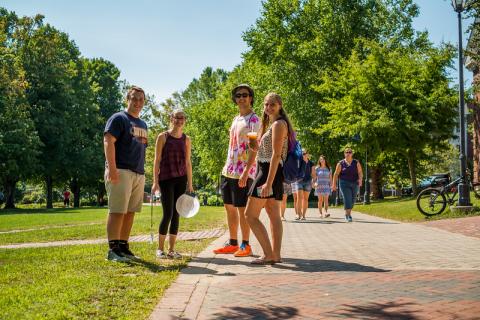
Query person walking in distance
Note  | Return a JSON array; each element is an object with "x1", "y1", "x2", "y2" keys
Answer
[
  {"x1": 312, "y1": 155, "x2": 332, "y2": 218},
  {"x1": 63, "y1": 189, "x2": 71, "y2": 208},
  {"x1": 246, "y1": 92, "x2": 294, "y2": 264},
  {"x1": 213, "y1": 84, "x2": 261, "y2": 257},
  {"x1": 332, "y1": 147, "x2": 363, "y2": 222},
  {"x1": 292, "y1": 150, "x2": 315, "y2": 220},
  {"x1": 152, "y1": 110, "x2": 193, "y2": 259},
  {"x1": 104, "y1": 86, "x2": 148, "y2": 262}
]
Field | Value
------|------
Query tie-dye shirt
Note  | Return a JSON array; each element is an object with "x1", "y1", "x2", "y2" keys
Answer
[{"x1": 222, "y1": 112, "x2": 261, "y2": 179}]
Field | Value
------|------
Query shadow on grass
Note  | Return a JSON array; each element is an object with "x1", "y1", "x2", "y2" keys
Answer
[
  {"x1": 211, "y1": 305, "x2": 298, "y2": 320},
  {"x1": 0, "y1": 206, "x2": 104, "y2": 216},
  {"x1": 127, "y1": 258, "x2": 189, "y2": 274},
  {"x1": 327, "y1": 301, "x2": 420, "y2": 320}
]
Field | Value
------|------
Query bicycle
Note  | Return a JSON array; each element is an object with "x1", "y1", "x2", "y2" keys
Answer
[{"x1": 416, "y1": 174, "x2": 480, "y2": 216}]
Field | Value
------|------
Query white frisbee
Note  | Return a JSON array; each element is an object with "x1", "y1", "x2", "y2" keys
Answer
[{"x1": 176, "y1": 193, "x2": 200, "y2": 218}]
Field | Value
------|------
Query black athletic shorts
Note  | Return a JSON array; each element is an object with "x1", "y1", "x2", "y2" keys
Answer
[
  {"x1": 248, "y1": 162, "x2": 284, "y2": 201},
  {"x1": 221, "y1": 175, "x2": 252, "y2": 207}
]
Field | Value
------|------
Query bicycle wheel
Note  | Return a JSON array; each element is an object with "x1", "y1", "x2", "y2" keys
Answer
[
  {"x1": 471, "y1": 182, "x2": 480, "y2": 199},
  {"x1": 416, "y1": 188, "x2": 447, "y2": 216}
]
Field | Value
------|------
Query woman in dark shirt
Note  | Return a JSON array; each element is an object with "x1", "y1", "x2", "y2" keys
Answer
[
  {"x1": 152, "y1": 110, "x2": 194, "y2": 259},
  {"x1": 332, "y1": 147, "x2": 363, "y2": 222}
]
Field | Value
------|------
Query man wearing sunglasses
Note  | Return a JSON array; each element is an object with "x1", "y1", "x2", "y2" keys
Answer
[{"x1": 214, "y1": 84, "x2": 261, "y2": 257}]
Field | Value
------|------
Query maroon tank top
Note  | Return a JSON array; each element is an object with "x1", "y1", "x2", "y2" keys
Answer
[{"x1": 159, "y1": 132, "x2": 187, "y2": 181}]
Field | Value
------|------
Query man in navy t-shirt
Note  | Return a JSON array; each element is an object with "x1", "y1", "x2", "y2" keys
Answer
[{"x1": 104, "y1": 86, "x2": 148, "y2": 262}]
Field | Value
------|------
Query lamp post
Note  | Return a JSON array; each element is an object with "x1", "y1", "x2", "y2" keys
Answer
[{"x1": 452, "y1": 0, "x2": 472, "y2": 207}]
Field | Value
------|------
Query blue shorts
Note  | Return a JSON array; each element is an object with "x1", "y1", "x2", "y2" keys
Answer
[{"x1": 292, "y1": 180, "x2": 312, "y2": 193}]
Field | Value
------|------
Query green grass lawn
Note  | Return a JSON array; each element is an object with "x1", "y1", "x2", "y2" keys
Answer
[
  {"x1": 0, "y1": 240, "x2": 213, "y2": 320},
  {"x1": 348, "y1": 193, "x2": 480, "y2": 222},
  {"x1": 0, "y1": 205, "x2": 226, "y2": 245}
]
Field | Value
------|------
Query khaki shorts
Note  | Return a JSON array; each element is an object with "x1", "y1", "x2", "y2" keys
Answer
[{"x1": 105, "y1": 169, "x2": 145, "y2": 214}]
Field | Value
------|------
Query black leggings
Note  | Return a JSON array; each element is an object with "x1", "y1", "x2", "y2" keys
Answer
[{"x1": 159, "y1": 175, "x2": 187, "y2": 235}]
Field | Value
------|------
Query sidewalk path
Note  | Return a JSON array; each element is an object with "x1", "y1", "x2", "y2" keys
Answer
[
  {"x1": 0, "y1": 228, "x2": 224, "y2": 249},
  {"x1": 419, "y1": 215, "x2": 480, "y2": 239},
  {"x1": 150, "y1": 208, "x2": 480, "y2": 319}
]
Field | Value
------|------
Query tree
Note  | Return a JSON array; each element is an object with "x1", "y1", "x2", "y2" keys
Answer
[
  {"x1": 83, "y1": 58, "x2": 123, "y2": 206},
  {"x1": 14, "y1": 15, "x2": 89, "y2": 208},
  {"x1": 242, "y1": 0, "x2": 424, "y2": 157},
  {"x1": 63, "y1": 58, "x2": 101, "y2": 208},
  {"x1": 177, "y1": 67, "x2": 230, "y2": 188},
  {"x1": 316, "y1": 40, "x2": 457, "y2": 195},
  {"x1": 0, "y1": 9, "x2": 41, "y2": 208}
]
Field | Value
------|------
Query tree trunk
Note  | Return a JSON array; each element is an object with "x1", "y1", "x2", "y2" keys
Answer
[
  {"x1": 4, "y1": 178, "x2": 17, "y2": 209},
  {"x1": 70, "y1": 178, "x2": 81, "y2": 208},
  {"x1": 46, "y1": 175, "x2": 53, "y2": 209},
  {"x1": 370, "y1": 166, "x2": 384, "y2": 200},
  {"x1": 407, "y1": 151, "x2": 418, "y2": 196}
]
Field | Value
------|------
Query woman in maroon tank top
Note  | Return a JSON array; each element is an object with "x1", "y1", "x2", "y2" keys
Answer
[{"x1": 152, "y1": 110, "x2": 193, "y2": 259}]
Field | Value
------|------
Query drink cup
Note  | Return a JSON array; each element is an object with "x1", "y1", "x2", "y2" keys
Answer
[
  {"x1": 247, "y1": 131, "x2": 257, "y2": 141},
  {"x1": 247, "y1": 131, "x2": 258, "y2": 149}
]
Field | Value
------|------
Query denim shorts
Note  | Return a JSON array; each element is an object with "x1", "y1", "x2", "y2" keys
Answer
[{"x1": 292, "y1": 180, "x2": 312, "y2": 193}]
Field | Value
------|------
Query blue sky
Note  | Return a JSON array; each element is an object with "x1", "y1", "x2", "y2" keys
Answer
[{"x1": 2, "y1": 0, "x2": 475, "y2": 103}]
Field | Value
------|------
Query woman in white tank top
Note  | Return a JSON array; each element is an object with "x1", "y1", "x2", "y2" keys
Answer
[{"x1": 245, "y1": 92, "x2": 295, "y2": 265}]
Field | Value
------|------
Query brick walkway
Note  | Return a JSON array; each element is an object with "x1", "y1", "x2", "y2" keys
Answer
[
  {"x1": 418, "y1": 215, "x2": 480, "y2": 239},
  {"x1": 150, "y1": 208, "x2": 480, "y2": 320},
  {"x1": 0, "y1": 228, "x2": 224, "y2": 249}
]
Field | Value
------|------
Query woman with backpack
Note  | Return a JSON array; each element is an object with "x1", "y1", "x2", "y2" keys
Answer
[
  {"x1": 245, "y1": 92, "x2": 295, "y2": 265},
  {"x1": 312, "y1": 155, "x2": 332, "y2": 218},
  {"x1": 332, "y1": 147, "x2": 363, "y2": 222}
]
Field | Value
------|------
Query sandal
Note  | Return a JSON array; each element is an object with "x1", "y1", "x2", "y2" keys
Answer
[
  {"x1": 325, "y1": 213, "x2": 330, "y2": 218},
  {"x1": 250, "y1": 257, "x2": 275, "y2": 265}
]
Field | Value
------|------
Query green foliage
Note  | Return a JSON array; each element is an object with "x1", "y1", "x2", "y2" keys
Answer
[
  {"x1": 0, "y1": 8, "x2": 125, "y2": 208},
  {"x1": 0, "y1": 9, "x2": 42, "y2": 208},
  {"x1": 179, "y1": 67, "x2": 231, "y2": 187},
  {"x1": 235, "y1": 0, "x2": 430, "y2": 168},
  {"x1": 315, "y1": 40, "x2": 457, "y2": 193}
]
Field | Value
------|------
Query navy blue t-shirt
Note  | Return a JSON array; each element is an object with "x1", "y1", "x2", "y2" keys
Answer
[{"x1": 104, "y1": 111, "x2": 148, "y2": 174}]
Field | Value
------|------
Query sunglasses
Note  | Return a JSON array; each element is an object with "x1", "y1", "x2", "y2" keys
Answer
[
  {"x1": 234, "y1": 93, "x2": 251, "y2": 99},
  {"x1": 345, "y1": 151, "x2": 352, "y2": 154},
  {"x1": 174, "y1": 116, "x2": 186, "y2": 120}
]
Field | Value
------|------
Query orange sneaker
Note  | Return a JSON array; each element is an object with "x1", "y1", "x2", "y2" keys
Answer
[
  {"x1": 213, "y1": 243, "x2": 239, "y2": 254},
  {"x1": 234, "y1": 244, "x2": 252, "y2": 257}
]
